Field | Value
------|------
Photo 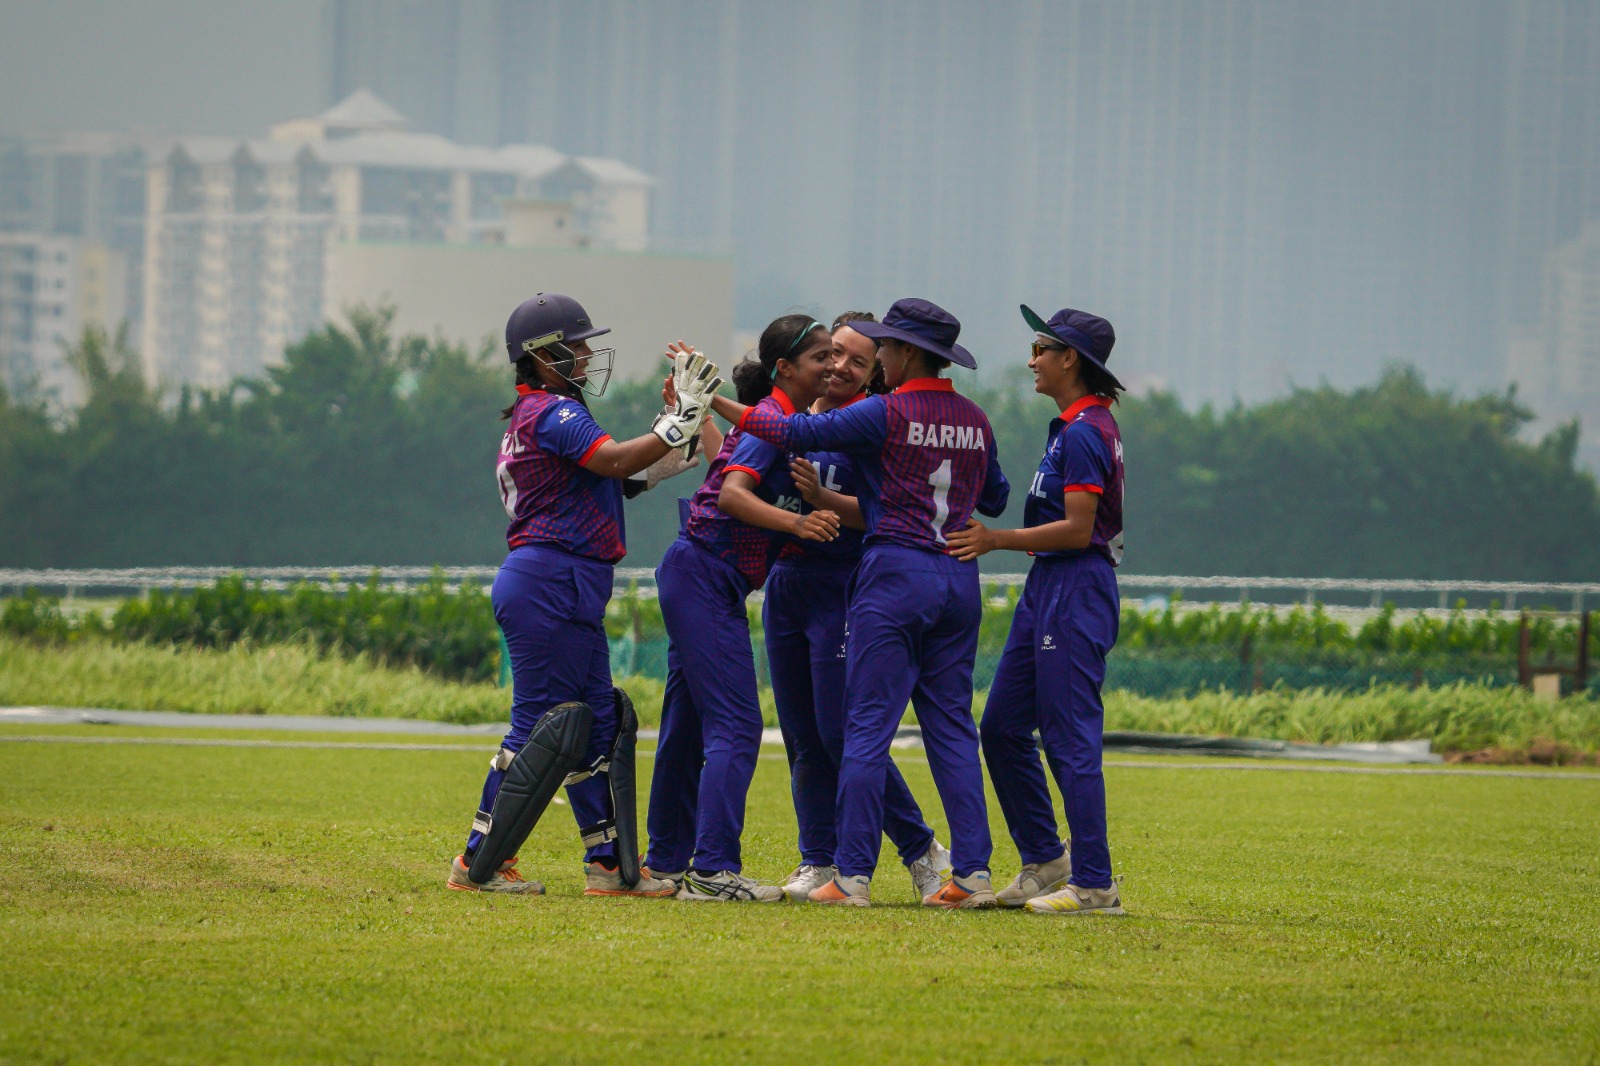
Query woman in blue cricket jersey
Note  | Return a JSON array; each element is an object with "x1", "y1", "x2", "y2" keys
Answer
[
  {"x1": 644, "y1": 314, "x2": 841, "y2": 902},
  {"x1": 447, "y1": 293, "x2": 719, "y2": 897},
  {"x1": 708, "y1": 298, "x2": 1011, "y2": 909},
  {"x1": 946, "y1": 305, "x2": 1127, "y2": 916},
  {"x1": 769, "y1": 312, "x2": 953, "y2": 903}
]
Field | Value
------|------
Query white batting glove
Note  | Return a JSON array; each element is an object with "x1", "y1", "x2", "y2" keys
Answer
[{"x1": 652, "y1": 348, "x2": 721, "y2": 450}]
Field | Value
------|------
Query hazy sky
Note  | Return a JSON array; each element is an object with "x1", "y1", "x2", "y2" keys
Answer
[
  {"x1": 0, "y1": 0, "x2": 322, "y2": 137},
  {"x1": 4, "y1": 0, "x2": 1597, "y2": 480}
]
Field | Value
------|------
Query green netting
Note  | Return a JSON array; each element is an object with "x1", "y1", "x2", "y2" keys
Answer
[{"x1": 603, "y1": 635, "x2": 1529, "y2": 698}]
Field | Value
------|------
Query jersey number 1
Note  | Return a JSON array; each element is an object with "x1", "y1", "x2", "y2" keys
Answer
[
  {"x1": 928, "y1": 459, "x2": 952, "y2": 544},
  {"x1": 497, "y1": 462, "x2": 518, "y2": 519}
]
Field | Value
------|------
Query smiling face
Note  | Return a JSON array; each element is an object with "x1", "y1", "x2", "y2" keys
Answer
[
  {"x1": 775, "y1": 331, "x2": 835, "y2": 408},
  {"x1": 826, "y1": 326, "x2": 876, "y2": 401},
  {"x1": 1027, "y1": 336, "x2": 1078, "y2": 398}
]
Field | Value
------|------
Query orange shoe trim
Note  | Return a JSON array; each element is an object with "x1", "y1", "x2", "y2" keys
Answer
[
  {"x1": 923, "y1": 882, "x2": 972, "y2": 909},
  {"x1": 809, "y1": 880, "x2": 857, "y2": 904}
]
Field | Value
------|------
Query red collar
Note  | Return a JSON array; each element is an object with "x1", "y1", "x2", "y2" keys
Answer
[
  {"x1": 1060, "y1": 395, "x2": 1112, "y2": 421},
  {"x1": 893, "y1": 377, "x2": 954, "y2": 395},
  {"x1": 815, "y1": 390, "x2": 867, "y2": 413},
  {"x1": 515, "y1": 384, "x2": 537, "y2": 396},
  {"x1": 768, "y1": 387, "x2": 798, "y2": 415}
]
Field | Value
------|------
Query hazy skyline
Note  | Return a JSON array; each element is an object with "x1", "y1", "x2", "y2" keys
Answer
[
  {"x1": 4, "y1": 0, "x2": 1600, "y2": 459},
  {"x1": 0, "y1": 1, "x2": 323, "y2": 138}
]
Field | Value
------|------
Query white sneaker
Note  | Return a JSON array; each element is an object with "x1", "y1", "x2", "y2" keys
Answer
[
  {"x1": 677, "y1": 869, "x2": 785, "y2": 902},
  {"x1": 906, "y1": 838, "x2": 953, "y2": 901},
  {"x1": 923, "y1": 869, "x2": 998, "y2": 909},
  {"x1": 584, "y1": 861, "x2": 678, "y2": 897},
  {"x1": 446, "y1": 854, "x2": 543, "y2": 895},
  {"x1": 783, "y1": 863, "x2": 838, "y2": 902},
  {"x1": 642, "y1": 866, "x2": 685, "y2": 890},
  {"x1": 996, "y1": 850, "x2": 1073, "y2": 908},
  {"x1": 809, "y1": 873, "x2": 871, "y2": 907},
  {"x1": 1026, "y1": 882, "x2": 1125, "y2": 916}
]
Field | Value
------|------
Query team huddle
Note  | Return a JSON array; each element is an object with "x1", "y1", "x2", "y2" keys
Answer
[{"x1": 447, "y1": 291, "x2": 1126, "y2": 914}]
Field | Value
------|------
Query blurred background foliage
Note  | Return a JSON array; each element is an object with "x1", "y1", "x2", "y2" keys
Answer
[{"x1": 1, "y1": 307, "x2": 1598, "y2": 580}]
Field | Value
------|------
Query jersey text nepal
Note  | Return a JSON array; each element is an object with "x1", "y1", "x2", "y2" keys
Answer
[{"x1": 905, "y1": 422, "x2": 986, "y2": 449}]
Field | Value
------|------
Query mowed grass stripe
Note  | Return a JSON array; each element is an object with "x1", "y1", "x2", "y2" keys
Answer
[
  {"x1": 4, "y1": 731, "x2": 1600, "y2": 782},
  {"x1": 2, "y1": 741, "x2": 1598, "y2": 1062}
]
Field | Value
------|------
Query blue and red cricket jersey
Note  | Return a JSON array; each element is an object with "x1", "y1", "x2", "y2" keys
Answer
[
  {"x1": 778, "y1": 392, "x2": 870, "y2": 567},
  {"x1": 497, "y1": 384, "x2": 626, "y2": 563},
  {"x1": 684, "y1": 389, "x2": 805, "y2": 590},
  {"x1": 1023, "y1": 394, "x2": 1124, "y2": 565},
  {"x1": 738, "y1": 378, "x2": 1009, "y2": 550}
]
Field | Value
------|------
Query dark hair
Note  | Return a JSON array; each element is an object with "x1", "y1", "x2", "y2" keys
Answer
[
  {"x1": 830, "y1": 311, "x2": 888, "y2": 396},
  {"x1": 884, "y1": 337, "x2": 948, "y2": 375},
  {"x1": 731, "y1": 313, "x2": 826, "y2": 406},
  {"x1": 1078, "y1": 354, "x2": 1124, "y2": 402},
  {"x1": 830, "y1": 310, "x2": 875, "y2": 331},
  {"x1": 501, "y1": 355, "x2": 541, "y2": 419}
]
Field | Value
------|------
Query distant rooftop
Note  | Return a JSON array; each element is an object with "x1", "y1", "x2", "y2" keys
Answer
[
  {"x1": 146, "y1": 88, "x2": 650, "y2": 191},
  {"x1": 317, "y1": 89, "x2": 408, "y2": 131}
]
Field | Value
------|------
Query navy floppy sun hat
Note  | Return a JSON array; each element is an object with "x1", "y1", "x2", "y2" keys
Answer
[
  {"x1": 850, "y1": 297, "x2": 977, "y2": 369},
  {"x1": 1021, "y1": 304, "x2": 1122, "y2": 391}
]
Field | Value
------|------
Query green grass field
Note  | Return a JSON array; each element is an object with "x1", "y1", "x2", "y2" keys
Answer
[{"x1": 2, "y1": 722, "x2": 1598, "y2": 1063}]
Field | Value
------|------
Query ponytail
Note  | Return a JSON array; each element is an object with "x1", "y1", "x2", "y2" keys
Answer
[
  {"x1": 732, "y1": 359, "x2": 772, "y2": 406},
  {"x1": 501, "y1": 356, "x2": 540, "y2": 419},
  {"x1": 731, "y1": 313, "x2": 826, "y2": 407}
]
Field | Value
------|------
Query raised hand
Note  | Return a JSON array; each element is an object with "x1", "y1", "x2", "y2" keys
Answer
[
  {"x1": 652, "y1": 342, "x2": 721, "y2": 451},
  {"x1": 789, "y1": 457, "x2": 821, "y2": 504}
]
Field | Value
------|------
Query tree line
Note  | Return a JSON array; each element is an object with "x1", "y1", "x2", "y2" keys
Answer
[{"x1": 1, "y1": 308, "x2": 1596, "y2": 580}]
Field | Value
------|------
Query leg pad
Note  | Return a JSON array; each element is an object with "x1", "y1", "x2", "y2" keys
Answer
[{"x1": 467, "y1": 702, "x2": 593, "y2": 884}]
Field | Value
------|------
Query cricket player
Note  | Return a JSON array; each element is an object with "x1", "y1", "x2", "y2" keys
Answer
[
  {"x1": 768, "y1": 312, "x2": 952, "y2": 903},
  {"x1": 946, "y1": 305, "x2": 1127, "y2": 916},
  {"x1": 447, "y1": 293, "x2": 721, "y2": 896},
  {"x1": 711, "y1": 298, "x2": 1011, "y2": 908},
  {"x1": 644, "y1": 315, "x2": 840, "y2": 901}
]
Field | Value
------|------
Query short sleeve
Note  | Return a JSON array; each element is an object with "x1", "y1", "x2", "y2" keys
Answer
[
  {"x1": 977, "y1": 435, "x2": 1010, "y2": 517},
  {"x1": 724, "y1": 429, "x2": 783, "y2": 485},
  {"x1": 537, "y1": 399, "x2": 611, "y2": 465},
  {"x1": 1061, "y1": 421, "x2": 1111, "y2": 495}
]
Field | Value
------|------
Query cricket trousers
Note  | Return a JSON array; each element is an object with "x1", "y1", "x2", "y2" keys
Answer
[
  {"x1": 645, "y1": 536, "x2": 764, "y2": 874},
  {"x1": 465, "y1": 545, "x2": 618, "y2": 863},
  {"x1": 764, "y1": 560, "x2": 936, "y2": 868},
  {"x1": 980, "y1": 552, "x2": 1119, "y2": 889},
  {"x1": 834, "y1": 544, "x2": 991, "y2": 880}
]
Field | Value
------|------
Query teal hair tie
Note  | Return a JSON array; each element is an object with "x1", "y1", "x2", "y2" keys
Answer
[
  {"x1": 768, "y1": 319, "x2": 823, "y2": 383},
  {"x1": 784, "y1": 319, "x2": 823, "y2": 356}
]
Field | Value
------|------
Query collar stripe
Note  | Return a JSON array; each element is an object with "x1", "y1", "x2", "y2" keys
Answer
[
  {"x1": 1060, "y1": 395, "x2": 1112, "y2": 421},
  {"x1": 894, "y1": 378, "x2": 955, "y2": 394}
]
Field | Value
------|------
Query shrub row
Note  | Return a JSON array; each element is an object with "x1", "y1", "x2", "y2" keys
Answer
[
  {"x1": 4, "y1": 578, "x2": 1595, "y2": 687},
  {"x1": 2, "y1": 574, "x2": 498, "y2": 683}
]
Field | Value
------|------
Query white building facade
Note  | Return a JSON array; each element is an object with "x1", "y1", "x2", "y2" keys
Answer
[
  {"x1": 1509, "y1": 223, "x2": 1600, "y2": 473},
  {"x1": 141, "y1": 91, "x2": 654, "y2": 388},
  {"x1": 0, "y1": 233, "x2": 127, "y2": 402}
]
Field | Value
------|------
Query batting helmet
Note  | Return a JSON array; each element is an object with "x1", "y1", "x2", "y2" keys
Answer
[{"x1": 505, "y1": 293, "x2": 615, "y2": 397}]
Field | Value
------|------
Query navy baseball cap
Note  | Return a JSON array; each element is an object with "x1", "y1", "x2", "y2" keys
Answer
[
  {"x1": 1021, "y1": 304, "x2": 1121, "y2": 390},
  {"x1": 850, "y1": 298, "x2": 976, "y2": 369}
]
